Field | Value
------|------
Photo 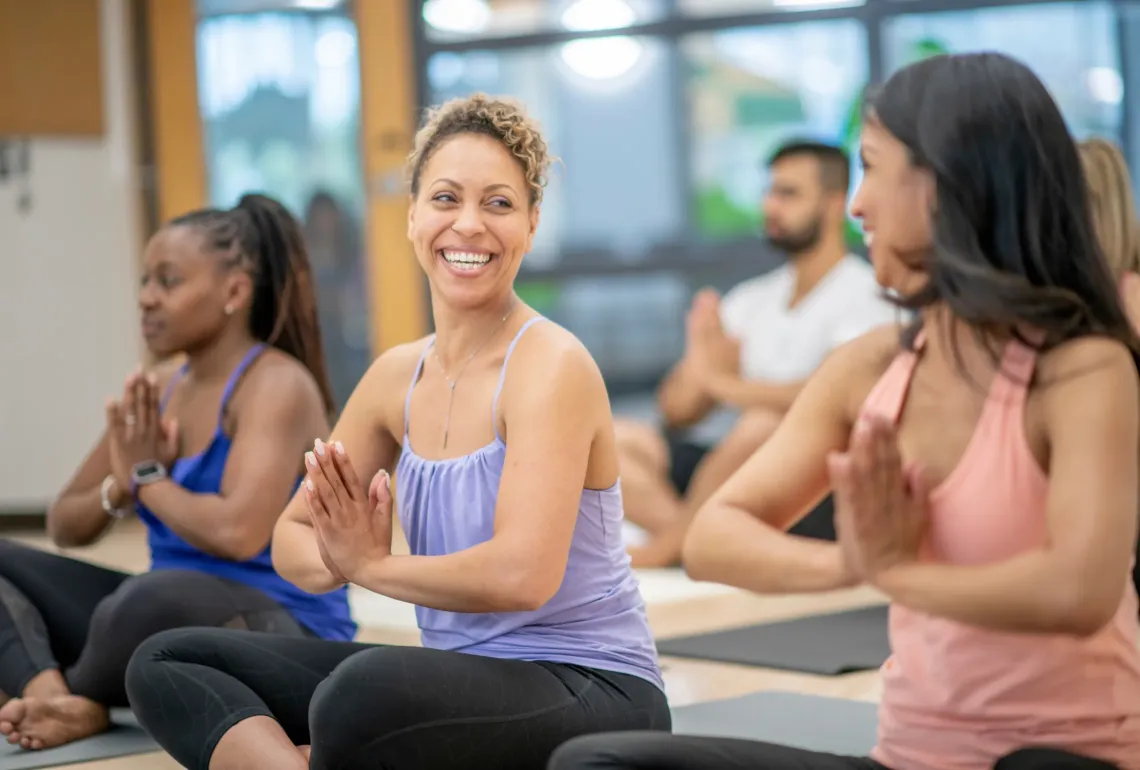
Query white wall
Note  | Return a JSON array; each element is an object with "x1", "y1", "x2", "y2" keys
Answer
[{"x1": 0, "y1": 0, "x2": 143, "y2": 510}]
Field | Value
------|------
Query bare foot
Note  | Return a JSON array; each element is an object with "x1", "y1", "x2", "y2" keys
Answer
[
  {"x1": 1, "y1": 695, "x2": 109, "y2": 750},
  {"x1": 1, "y1": 698, "x2": 27, "y2": 747}
]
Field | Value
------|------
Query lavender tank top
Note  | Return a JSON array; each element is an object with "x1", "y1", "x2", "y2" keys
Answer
[{"x1": 395, "y1": 317, "x2": 664, "y2": 688}]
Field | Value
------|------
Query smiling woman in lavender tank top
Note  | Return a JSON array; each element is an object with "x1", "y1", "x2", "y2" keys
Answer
[{"x1": 121, "y1": 94, "x2": 669, "y2": 770}]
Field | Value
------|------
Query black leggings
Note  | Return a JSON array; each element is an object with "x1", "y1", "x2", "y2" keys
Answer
[
  {"x1": 0, "y1": 539, "x2": 309, "y2": 706},
  {"x1": 547, "y1": 732, "x2": 1121, "y2": 769},
  {"x1": 125, "y1": 627, "x2": 672, "y2": 770}
]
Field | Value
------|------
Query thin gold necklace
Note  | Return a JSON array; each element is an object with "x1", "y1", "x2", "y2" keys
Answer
[{"x1": 434, "y1": 303, "x2": 518, "y2": 449}]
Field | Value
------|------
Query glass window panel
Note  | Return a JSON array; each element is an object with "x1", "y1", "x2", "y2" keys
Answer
[
  {"x1": 517, "y1": 272, "x2": 690, "y2": 388},
  {"x1": 421, "y1": 0, "x2": 665, "y2": 44},
  {"x1": 197, "y1": 0, "x2": 348, "y2": 15},
  {"x1": 682, "y1": 21, "x2": 868, "y2": 241},
  {"x1": 1118, "y1": 2, "x2": 1140, "y2": 197},
  {"x1": 678, "y1": 0, "x2": 863, "y2": 15},
  {"x1": 882, "y1": 3, "x2": 1122, "y2": 142},
  {"x1": 426, "y1": 38, "x2": 685, "y2": 268},
  {"x1": 196, "y1": 8, "x2": 370, "y2": 414}
]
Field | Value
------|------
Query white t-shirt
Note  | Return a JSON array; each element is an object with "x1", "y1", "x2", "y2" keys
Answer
[
  {"x1": 687, "y1": 255, "x2": 899, "y2": 445},
  {"x1": 721, "y1": 254, "x2": 898, "y2": 381}
]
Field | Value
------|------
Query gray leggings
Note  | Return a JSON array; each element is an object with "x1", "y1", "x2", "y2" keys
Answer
[{"x1": 0, "y1": 539, "x2": 310, "y2": 707}]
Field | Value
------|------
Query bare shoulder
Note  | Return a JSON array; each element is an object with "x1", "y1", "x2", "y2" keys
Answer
[
  {"x1": 367, "y1": 336, "x2": 434, "y2": 398},
  {"x1": 507, "y1": 317, "x2": 605, "y2": 397},
  {"x1": 1035, "y1": 335, "x2": 1139, "y2": 401},
  {"x1": 811, "y1": 321, "x2": 904, "y2": 418},
  {"x1": 239, "y1": 348, "x2": 325, "y2": 414},
  {"x1": 340, "y1": 336, "x2": 434, "y2": 432}
]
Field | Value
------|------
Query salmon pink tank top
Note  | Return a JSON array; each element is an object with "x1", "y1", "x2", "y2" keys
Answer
[{"x1": 859, "y1": 333, "x2": 1140, "y2": 770}]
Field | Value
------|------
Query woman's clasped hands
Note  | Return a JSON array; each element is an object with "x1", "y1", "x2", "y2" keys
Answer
[
  {"x1": 105, "y1": 368, "x2": 179, "y2": 494},
  {"x1": 828, "y1": 414, "x2": 932, "y2": 585},
  {"x1": 303, "y1": 438, "x2": 394, "y2": 586}
]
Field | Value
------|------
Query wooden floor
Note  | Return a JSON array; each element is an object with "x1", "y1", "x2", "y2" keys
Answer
[{"x1": 6, "y1": 520, "x2": 886, "y2": 769}]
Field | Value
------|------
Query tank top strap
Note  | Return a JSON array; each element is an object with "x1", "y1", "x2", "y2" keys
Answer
[
  {"x1": 159, "y1": 364, "x2": 189, "y2": 413},
  {"x1": 864, "y1": 330, "x2": 924, "y2": 424},
  {"x1": 492, "y1": 316, "x2": 547, "y2": 441},
  {"x1": 987, "y1": 333, "x2": 1041, "y2": 409},
  {"x1": 404, "y1": 337, "x2": 435, "y2": 438},
  {"x1": 216, "y1": 343, "x2": 267, "y2": 426}
]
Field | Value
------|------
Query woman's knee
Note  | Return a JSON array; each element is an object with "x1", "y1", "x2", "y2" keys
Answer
[
  {"x1": 309, "y1": 647, "x2": 409, "y2": 730},
  {"x1": 125, "y1": 628, "x2": 198, "y2": 695},
  {"x1": 308, "y1": 647, "x2": 448, "y2": 763},
  {"x1": 88, "y1": 571, "x2": 212, "y2": 640},
  {"x1": 614, "y1": 420, "x2": 668, "y2": 470}
]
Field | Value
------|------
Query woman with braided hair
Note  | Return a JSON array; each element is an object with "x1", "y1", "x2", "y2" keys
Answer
[{"x1": 0, "y1": 193, "x2": 355, "y2": 752}]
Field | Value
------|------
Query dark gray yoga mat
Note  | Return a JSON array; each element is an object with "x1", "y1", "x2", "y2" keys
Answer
[
  {"x1": 0, "y1": 708, "x2": 159, "y2": 769},
  {"x1": 657, "y1": 604, "x2": 890, "y2": 675},
  {"x1": 672, "y1": 690, "x2": 879, "y2": 755}
]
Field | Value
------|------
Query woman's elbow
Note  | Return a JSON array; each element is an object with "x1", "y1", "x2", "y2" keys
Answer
[
  {"x1": 221, "y1": 524, "x2": 273, "y2": 562},
  {"x1": 1054, "y1": 583, "x2": 1123, "y2": 638},
  {"x1": 500, "y1": 565, "x2": 562, "y2": 612},
  {"x1": 45, "y1": 506, "x2": 98, "y2": 549}
]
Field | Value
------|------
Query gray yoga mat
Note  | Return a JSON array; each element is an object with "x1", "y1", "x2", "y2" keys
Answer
[
  {"x1": 672, "y1": 690, "x2": 879, "y2": 755},
  {"x1": 0, "y1": 708, "x2": 159, "y2": 769},
  {"x1": 657, "y1": 604, "x2": 890, "y2": 675}
]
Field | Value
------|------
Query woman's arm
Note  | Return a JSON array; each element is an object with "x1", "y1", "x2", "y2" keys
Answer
[
  {"x1": 46, "y1": 431, "x2": 124, "y2": 547},
  {"x1": 681, "y1": 331, "x2": 895, "y2": 594},
  {"x1": 272, "y1": 352, "x2": 403, "y2": 593},
  {"x1": 137, "y1": 359, "x2": 329, "y2": 562},
  {"x1": 873, "y1": 337, "x2": 1140, "y2": 637},
  {"x1": 351, "y1": 330, "x2": 605, "y2": 612},
  {"x1": 47, "y1": 359, "x2": 184, "y2": 547}
]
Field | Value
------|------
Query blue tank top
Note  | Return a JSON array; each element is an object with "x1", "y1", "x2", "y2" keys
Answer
[
  {"x1": 137, "y1": 344, "x2": 357, "y2": 641},
  {"x1": 396, "y1": 318, "x2": 663, "y2": 688}
]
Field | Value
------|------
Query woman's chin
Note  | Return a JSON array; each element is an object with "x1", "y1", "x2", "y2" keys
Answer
[{"x1": 430, "y1": 257, "x2": 515, "y2": 308}]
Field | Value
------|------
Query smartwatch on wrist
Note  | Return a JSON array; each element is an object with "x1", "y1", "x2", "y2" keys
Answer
[
  {"x1": 130, "y1": 460, "x2": 168, "y2": 496},
  {"x1": 100, "y1": 475, "x2": 130, "y2": 519}
]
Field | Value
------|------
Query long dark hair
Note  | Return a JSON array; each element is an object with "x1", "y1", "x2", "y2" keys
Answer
[
  {"x1": 170, "y1": 193, "x2": 335, "y2": 415},
  {"x1": 866, "y1": 52, "x2": 1137, "y2": 366}
]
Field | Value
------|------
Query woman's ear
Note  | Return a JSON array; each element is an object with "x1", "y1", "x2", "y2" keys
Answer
[
  {"x1": 223, "y1": 270, "x2": 254, "y2": 318},
  {"x1": 525, "y1": 205, "x2": 540, "y2": 253}
]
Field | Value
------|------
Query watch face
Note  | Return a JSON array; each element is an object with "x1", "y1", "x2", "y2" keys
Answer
[{"x1": 132, "y1": 461, "x2": 166, "y2": 482}]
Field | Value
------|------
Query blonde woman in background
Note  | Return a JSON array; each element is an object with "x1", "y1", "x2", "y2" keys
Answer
[
  {"x1": 1080, "y1": 138, "x2": 1140, "y2": 329},
  {"x1": 1081, "y1": 137, "x2": 1140, "y2": 608}
]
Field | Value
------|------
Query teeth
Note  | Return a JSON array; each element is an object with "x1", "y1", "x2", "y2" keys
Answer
[{"x1": 442, "y1": 250, "x2": 492, "y2": 269}]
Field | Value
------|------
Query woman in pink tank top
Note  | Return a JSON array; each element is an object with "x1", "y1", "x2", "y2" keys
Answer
[{"x1": 551, "y1": 53, "x2": 1140, "y2": 770}]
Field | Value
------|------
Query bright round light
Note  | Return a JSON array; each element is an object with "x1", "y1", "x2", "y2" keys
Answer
[
  {"x1": 422, "y1": 0, "x2": 491, "y2": 35},
  {"x1": 1087, "y1": 67, "x2": 1123, "y2": 106},
  {"x1": 560, "y1": 0, "x2": 637, "y2": 32},
  {"x1": 314, "y1": 29, "x2": 356, "y2": 68},
  {"x1": 560, "y1": 36, "x2": 643, "y2": 81}
]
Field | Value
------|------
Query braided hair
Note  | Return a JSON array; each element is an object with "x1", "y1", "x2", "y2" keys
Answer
[{"x1": 170, "y1": 193, "x2": 335, "y2": 415}]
